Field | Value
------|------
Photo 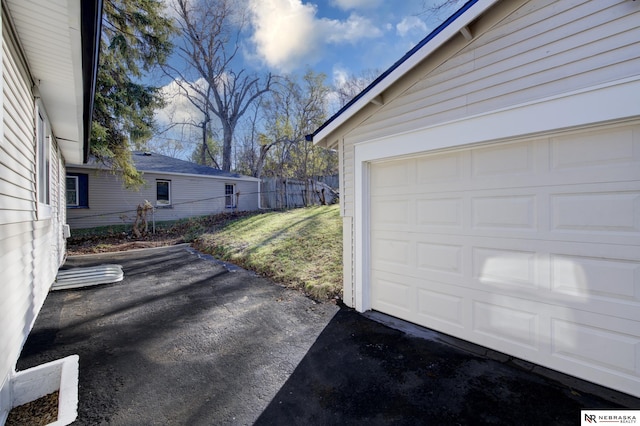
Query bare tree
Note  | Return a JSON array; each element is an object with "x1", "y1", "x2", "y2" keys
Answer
[
  {"x1": 417, "y1": 0, "x2": 467, "y2": 23},
  {"x1": 234, "y1": 101, "x2": 262, "y2": 176},
  {"x1": 332, "y1": 68, "x2": 382, "y2": 111},
  {"x1": 154, "y1": 78, "x2": 219, "y2": 164},
  {"x1": 257, "y1": 71, "x2": 335, "y2": 180},
  {"x1": 166, "y1": 0, "x2": 271, "y2": 171}
]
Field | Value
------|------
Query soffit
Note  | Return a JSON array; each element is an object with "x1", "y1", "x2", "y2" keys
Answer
[{"x1": 5, "y1": 0, "x2": 84, "y2": 164}]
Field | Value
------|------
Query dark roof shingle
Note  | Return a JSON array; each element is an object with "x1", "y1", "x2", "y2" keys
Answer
[{"x1": 130, "y1": 151, "x2": 247, "y2": 178}]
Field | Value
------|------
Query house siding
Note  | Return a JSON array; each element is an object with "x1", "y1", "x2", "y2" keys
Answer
[
  {"x1": 349, "y1": 0, "x2": 638, "y2": 144},
  {"x1": 1, "y1": 19, "x2": 35, "y2": 225},
  {"x1": 0, "y1": 12, "x2": 66, "y2": 415},
  {"x1": 66, "y1": 168, "x2": 260, "y2": 229},
  {"x1": 335, "y1": 0, "x2": 640, "y2": 307}
]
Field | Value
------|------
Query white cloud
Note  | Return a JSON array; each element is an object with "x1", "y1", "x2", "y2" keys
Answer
[
  {"x1": 248, "y1": 0, "x2": 319, "y2": 72},
  {"x1": 396, "y1": 16, "x2": 428, "y2": 37},
  {"x1": 330, "y1": 0, "x2": 382, "y2": 10},
  {"x1": 332, "y1": 66, "x2": 349, "y2": 87},
  {"x1": 248, "y1": 0, "x2": 383, "y2": 72},
  {"x1": 324, "y1": 13, "x2": 382, "y2": 44},
  {"x1": 155, "y1": 78, "x2": 208, "y2": 130}
]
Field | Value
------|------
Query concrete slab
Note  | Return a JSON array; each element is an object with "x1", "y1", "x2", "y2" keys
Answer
[{"x1": 16, "y1": 245, "x2": 639, "y2": 425}]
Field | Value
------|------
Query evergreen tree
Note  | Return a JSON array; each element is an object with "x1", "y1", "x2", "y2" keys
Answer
[{"x1": 92, "y1": 0, "x2": 175, "y2": 187}]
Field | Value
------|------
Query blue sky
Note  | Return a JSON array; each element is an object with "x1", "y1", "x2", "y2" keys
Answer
[
  {"x1": 154, "y1": 0, "x2": 462, "y2": 154},
  {"x1": 244, "y1": 0, "x2": 462, "y2": 80}
]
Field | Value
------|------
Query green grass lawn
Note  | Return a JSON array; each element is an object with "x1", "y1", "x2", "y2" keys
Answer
[{"x1": 193, "y1": 205, "x2": 343, "y2": 300}]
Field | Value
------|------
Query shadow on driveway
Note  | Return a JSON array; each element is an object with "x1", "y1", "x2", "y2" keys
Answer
[{"x1": 17, "y1": 245, "x2": 638, "y2": 425}]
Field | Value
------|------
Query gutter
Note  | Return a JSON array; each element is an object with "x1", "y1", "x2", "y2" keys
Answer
[{"x1": 81, "y1": 0, "x2": 103, "y2": 164}]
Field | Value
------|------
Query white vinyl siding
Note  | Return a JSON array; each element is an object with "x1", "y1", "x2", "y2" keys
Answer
[
  {"x1": 1, "y1": 19, "x2": 35, "y2": 226},
  {"x1": 66, "y1": 170, "x2": 260, "y2": 229},
  {"x1": 340, "y1": 0, "x2": 640, "y2": 220},
  {"x1": 0, "y1": 12, "x2": 67, "y2": 412}
]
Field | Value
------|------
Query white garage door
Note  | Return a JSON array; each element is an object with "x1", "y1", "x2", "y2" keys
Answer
[{"x1": 369, "y1": 123, "x2": 640, "y2": 396}]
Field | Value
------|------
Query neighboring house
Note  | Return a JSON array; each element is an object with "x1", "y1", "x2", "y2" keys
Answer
[
  {"x1": 66, "y1": 151, "x2": 260, "y2": 229},
  {"x1": 309, "y1": 0, "x2": 640, "y2": 397},
  {"x1": 0, "y1": 0, "x2": 101, "y2": 421}
]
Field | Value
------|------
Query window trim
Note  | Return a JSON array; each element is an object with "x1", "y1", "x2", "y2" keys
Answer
[
  {"x1": 225, "y1": 183, "x2": 236, "y2": 208},
  {"x1": 36, "y1": 106, "x2": 52, "y2": 219},
  {"x1": 66, "y1": 175, "x2": 79, "y2": 207},
  {"x1": 65, "y1": 173, "x2": 89, "y2": 208},
  {"x1": 156, "y1": 179, "x2": 171, "y2": 207}
]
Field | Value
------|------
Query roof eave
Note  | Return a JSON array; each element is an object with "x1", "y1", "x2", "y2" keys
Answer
[
  {"x1": 81, "y1": 0, "x2": 103, "y2": 164},
  {"x1": 309, "y1": 0, "x2": 499, "y2": 146}
]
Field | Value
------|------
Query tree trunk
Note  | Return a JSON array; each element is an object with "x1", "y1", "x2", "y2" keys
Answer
[
  {"x1": 222, "y1": 125, "x2": 232, "y2": 172},
  {"x1": 200, "y1": 121, "x2": 207, "y2": 165}
]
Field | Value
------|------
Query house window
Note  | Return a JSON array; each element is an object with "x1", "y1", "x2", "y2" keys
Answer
[
  {"x1": 36, "y1": 111, "x2": 50, "y2": 206},
  {"x1": 225, "y1": 184, "x2": 236, "y2": 208},
  {"x1": 156, "y1": 180, "x2": 171, "y2": 206},
  {"x1": 66, "y1": 176, "x2": 78, "y2": 206},
  {"x1": 66, "y1": 173, "x2": 88, "y2": 208}
]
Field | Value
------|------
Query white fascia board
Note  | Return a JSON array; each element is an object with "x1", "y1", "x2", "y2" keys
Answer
[
  {"x1": 354, "y1": 76, "x2": 640, "y2": 162},
  {"x1": 312, "y1": 0, "x2": 499, "y2": 146}
]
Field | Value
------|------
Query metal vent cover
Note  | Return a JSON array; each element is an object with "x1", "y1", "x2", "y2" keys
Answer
[{"x1": 53, "y1": 264, "x2": 124, "y2": 290}]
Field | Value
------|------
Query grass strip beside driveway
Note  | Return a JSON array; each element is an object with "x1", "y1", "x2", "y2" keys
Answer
[{"x1": 193, "y1": 205, "x2": 342, "y2": 300}]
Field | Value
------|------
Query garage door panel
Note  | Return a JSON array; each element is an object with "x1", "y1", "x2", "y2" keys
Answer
[
  {"x1": 417, "y1": 151, "x2": 465, "y2": 184},
  {"x1": 417, "y1": 241, "x2": 464, "y2": 275},
  {"x1": 376, "y1": 238, "x2": 412, "y2": 267},
  {"x1": 371, "y1": 159, "x2": 413, "y2": 188},
  {"x1": 550, "y1": 254, "x2": 639, "y2": 302},
  {"x1": 550, "y1": 125, "x2": 640, "y2": 170},
  {"x1": 372, "y1": 271, "x2": 468, "y2": 333},
  {"x1": 368, "y1": 123, "x2": 640, "y2": 396},
  {"x1": 416, "y1": 287, "x2": 465, "y2": 329},
  {"x1": 373, "y1": 223, "x2": 640, "y2": 247},
  {"x1": 370, "y1": 198, "x2": 411, "y2": 225},
  {"x1": 473, "y1": 247, "x2": 538, "y2": 289},
  {"x1": 373, "y1": 244, "x2": 640, "y2": 322},
  {"x1": 472, "y1": 195, "x2": 537, "y2": 231},
  {"x1": 472, "y1": 300, "x2": 539, "y2": 350},
  {"x1": 374, "y1": 193, "x2": 640, "y2": 245},
  {"x1": 551, "y1": 319, "x2": 640, "y2": 377},
  {"x1": 371, "y1": 274, "x2": 415, "y2": 315},
  {"x1": 417, "y1": 197, "x2": 463, "y2": 228},
  {"x1": 550, "y1": 191, "x2": 640, "y2": 234},
  {"x1": 470, "y1": 140, "x2": 537, "y2": 178}
]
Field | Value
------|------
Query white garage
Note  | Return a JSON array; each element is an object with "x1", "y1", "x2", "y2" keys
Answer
[
  {"x1": 369, "y1": 123, "x2": 640, "y2": 396},
  {"x1": 309, "y1": 0, "x2": 640, "y2": 397}
]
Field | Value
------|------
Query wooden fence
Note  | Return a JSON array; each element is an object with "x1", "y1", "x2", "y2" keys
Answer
[{"x1": 260, "y1": 177, "x2": 339, "y2": 209}]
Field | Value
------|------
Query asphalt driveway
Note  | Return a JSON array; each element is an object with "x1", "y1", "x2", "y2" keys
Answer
[{"x1": 17, "y1": 245, "x2": 638, "y2": 425}]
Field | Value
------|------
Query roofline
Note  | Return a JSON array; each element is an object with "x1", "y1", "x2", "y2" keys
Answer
[
  {"x1": 307, "y1": 0, "x2": 498, "y2": 146},
  {"x1": 81, "y1": 0, "x2": 103, "y2": 163},
  {"x1": 67, "y1": 163, "x2": 261, "y2": 182}
]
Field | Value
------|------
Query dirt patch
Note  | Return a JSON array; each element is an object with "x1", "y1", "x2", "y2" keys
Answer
[
  {"x1": 68, "y1": 235, "x2": 185, "y2": 255},
  {"x1": 6, "y1": 391, "x2": 59, "y2": 426},
  {"x1": 66, "y1": 211, "x2": 257, "y2": 255}
]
